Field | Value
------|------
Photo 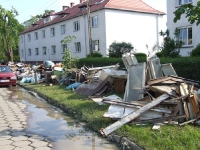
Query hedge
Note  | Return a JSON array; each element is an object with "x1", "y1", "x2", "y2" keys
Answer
[
  {"x1": 76, "y1": 56, "x2": 146, "y2": 69},
  {"x1": 76, "y1": 56, "x2": 200, "y2": 82}
]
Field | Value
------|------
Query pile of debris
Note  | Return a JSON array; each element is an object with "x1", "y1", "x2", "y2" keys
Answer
[{"x1": 87, "y1": 53, "x2": 200, "y2": 137}]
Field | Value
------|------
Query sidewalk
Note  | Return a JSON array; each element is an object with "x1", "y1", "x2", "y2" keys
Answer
[{"x1": 0, "y1": 88, "x2": 53, "y2": 150}]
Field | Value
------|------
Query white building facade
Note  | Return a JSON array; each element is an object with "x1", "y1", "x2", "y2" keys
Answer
[
  {"x1": 167, "y1": 0, "x2": 199, "y2": 56},
  {"x1": 19, "y1": 0, "x2": 165, "y2": 62}
]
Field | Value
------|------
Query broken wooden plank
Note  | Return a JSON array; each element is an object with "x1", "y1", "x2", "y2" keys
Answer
[
  {"x1": 147, "y1": 76, "x2": 171, "y2": 85},
  {"x1": 180, "y1": 83, "x2": 189, "y2": 96},
  {"x1": 169, "y1": 75, "x2": 200, "y2": 87},
  {"x1": 183, "y1": 100, "x2": 190, "y2": 120},
  {"x1": 188, "y1": 94, "x2": 199, "y2": 118},
  {"x1": 179, "y1": 118, "x2": 199, "y2": 126},
  {"x1": 150, "y1": 86, "x2": 177, "y2": 97},
  {"x1": 100, "y1": 93, "x2": 169, "y2": 136},
  {"x1": 131, "y1": 114, "x2": 186, "y2": 124}
]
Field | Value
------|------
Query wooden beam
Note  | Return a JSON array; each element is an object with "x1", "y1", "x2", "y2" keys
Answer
[{"x1": 100, "y1": 94, "x2": 169, "y2": 136}]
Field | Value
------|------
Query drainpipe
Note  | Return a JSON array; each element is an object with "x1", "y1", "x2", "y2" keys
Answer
[
  {"x1": 23, "y1": 34, "x2": 26, "y2": 63},
  {"x1": 83, "y1": 14, "x2": 88, "y2": 56},
  {"x1": 156, "y1": 14, "x2": 160, "y2": 52}
]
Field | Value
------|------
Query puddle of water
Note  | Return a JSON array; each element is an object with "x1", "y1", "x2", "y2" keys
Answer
[{"x1": 13, "y1": 87, "x2": 119, "y2": 150}]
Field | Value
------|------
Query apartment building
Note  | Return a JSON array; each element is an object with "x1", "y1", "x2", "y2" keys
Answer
[{"x1": 19, "y1": 0, "x2": 165, "y2": 62}]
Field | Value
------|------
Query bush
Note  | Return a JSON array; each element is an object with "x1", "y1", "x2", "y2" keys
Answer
[
  {"x1": 108, "y1": 41, "x2": 134, "y2": 58},
  {"x1": 86, "y1": 51, "x2": 103, "y2": 57},
  {"x1": 190, "y1": 44, "x2": 200, "y2": 56},
  {"x1": 156, "y1": 52, "x2": 163, "y2": 57},
  {"x1": 134, "y1": 53, "x2": 147, "y2": 57}
]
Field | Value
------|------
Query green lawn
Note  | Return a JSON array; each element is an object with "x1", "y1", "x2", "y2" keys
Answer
[{"x1": 22, "y1": 84, "x2": 200, "y2": 150}]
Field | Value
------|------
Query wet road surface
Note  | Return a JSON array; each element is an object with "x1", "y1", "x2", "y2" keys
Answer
[{"x1": 0, "y1": 86, "x2": 119, "y2": 150}]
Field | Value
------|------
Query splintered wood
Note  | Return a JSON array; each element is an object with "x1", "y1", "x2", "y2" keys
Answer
[{"x1": 101, "y1": 75, "x2": 200, "y2": 136}]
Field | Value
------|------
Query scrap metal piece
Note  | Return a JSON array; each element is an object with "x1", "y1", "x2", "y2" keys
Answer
[
  {"x1": 148, "y1": 55, "x2": 163, "y2": 79},
  {"x1": 123, "y1": 63, "x2": 146, "y2": 101},
  {"x1": 76, "y1": 76, "x2": 109, "y2": 96},
  {"x1": 161, "y1": 63, "x2": 177, "y2": 77},
  {"x1": 100, "y1": 93, "x2": 169, "y2": 136}
]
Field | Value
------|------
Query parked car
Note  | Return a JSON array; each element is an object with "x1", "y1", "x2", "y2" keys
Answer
[{"x1": 0, "y1": 65, "x2": 16, "y2": 86}]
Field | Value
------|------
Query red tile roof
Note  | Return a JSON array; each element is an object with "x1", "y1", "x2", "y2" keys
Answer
[{"x1": 20, "y1": 0, "x2": 165, "y2": 34}]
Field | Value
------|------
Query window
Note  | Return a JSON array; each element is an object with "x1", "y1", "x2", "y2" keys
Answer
[
  {"x1": 28, "y1": 34, "x2": 31, "y2": 41},
  {"x1": 43, "y1": 47, "x2": 47, "y2": 55},
  {"x1": 34, "y1": 32, "x2": 38, "y2": 40},
  {"x1": 92, "y1": 40, "x2": 99, "y2": 51},
  {"x1": 21, "y1": 49, "x2": 24, "y2": 57},
  {"x1": 91, "y1": 16, "x2": 98, "y2": 27},
  {"x1": 75, "y1": 42, "x2": 81, "y2": 52},
  {"x1": 61, "y1": 25, "x2": 66, "y2": 34},
  {"x1": 178, "y1": 0, "x2": 192, "y2": 5},
  {"x1": 51, "y1": 45, "x2": 56, "y2": 54},
  {"x1": 28, "y1": 49, "x2": 31, "y2": 56},
  {"x1": 74, "y1": 21, "x2": 80, "y2": 31},
  {"x1": 178, "y1": 27, "x2": 192, "y2": 46},
  {"x1": 44, "y1": 17, "x2": 50, "y2": 23},
  {"x1": 62, "y1": 44, "x2": 67, "y2": 53},
  {"x1": 35, "y1": 48, "x2": 39, "y2": 55},
  {"x1": 50, "y1": 27, "x2": 55, "y2": 36},
  {"x1": 21, "y1": 36, "x2": 23, "y2": 43},
  {"x1": 42, "y1": 30, "x2": 45, "y2": 38}
]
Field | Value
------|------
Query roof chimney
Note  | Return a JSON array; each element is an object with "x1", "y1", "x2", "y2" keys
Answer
[
  {"x1": 62, "y1": 6, "x2": 69, "y2": 10},
  {"x1": 50, "y1": 10, "x2": 55, "y2": 15},
  {"x1": 70, "y1": 2, "x2": 75, "y2": 7},
  {"x1": 80, "y1": 0, "x2": 85, "y2": 3}
]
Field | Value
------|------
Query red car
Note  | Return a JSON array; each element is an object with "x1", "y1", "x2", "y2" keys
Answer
[{"x1": 0, "y1": 65, "x2": 17, "y2": 86}]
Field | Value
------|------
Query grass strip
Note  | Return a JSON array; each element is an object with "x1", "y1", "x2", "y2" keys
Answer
[{"x1": 23, "y1": 84, "x2": 200, "y2": 150}]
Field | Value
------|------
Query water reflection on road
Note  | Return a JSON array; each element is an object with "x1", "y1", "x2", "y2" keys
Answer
[{"x1": 11, "y1": 87, "x2": 119, "y2": 150}]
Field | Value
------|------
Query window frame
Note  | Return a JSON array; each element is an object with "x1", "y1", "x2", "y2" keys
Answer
[
  {"x1": 35, "y1": 48, "x2": 39, "y2": 55},
  {"x1": 34, "y1": 32, "x2": 38, "y2": 40},
  {"x1": 92, "y1": 40, "x2": 100, "y2": 51},
  {"x1": 91, "y1": 16, "x2": 99, "y2": 28},
  {"x1": 75, "y1": 42, "x2": 81, "y2": 52},
  {"x1": 43, "y1": 47, "x2": 47, "y2": 55},
  {"x1": 42, "y1": 30, "x2": 46, "y2": 38},
  {"x1": 177, "y1": 0, "x2": 192, "y2": 6},
  {"x1": 51, "y1": 45, "x2": 56, "y2": 55},
  {"x1": 28, "y1": 49, "x2": 31, "y2": 56},
  {"x1": 61, "y1": 44, "x2": 67, "y2": 53},
  {"x1": 28, "y1": 34, "x2": 31, "y2": 42},
  {"x1": 178, "y1": 26, "x2": 192, "y2": 46},
  {"x1": 50, "y1": 27, "x2": 55, "y2": 37},
  {"x1": 21, "y1": 49, "x2": 24, "y2": 57},
  {"x1": 61, "y1": 24, "x2": 66, "y2": 34},
  {"x1": 73, "y1": 21, "x2": 80, "y2": 31}
]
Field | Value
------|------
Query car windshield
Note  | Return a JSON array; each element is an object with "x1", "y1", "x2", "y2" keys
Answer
[{"x1": 0, "y1": 66, "x2": 11, "y2": 72}]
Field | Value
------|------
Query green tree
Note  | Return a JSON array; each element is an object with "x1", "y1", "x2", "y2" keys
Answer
[
  {"x1": 61, "y1": 36, "x2": 78, "y2": 70},
  {"x1": 108, "y1": 41, "x2": 135, "y2": 57},
  {"x1": 159, "y1": 29, "x2": 183, "y2": 58},
  {"x1": 0, "y1": 5, "x2": 23, "y2": 62},
  {"x1": 21, "y1": 10, "x2": 50, "y2": 28},
  {"x1": 174, "y1": 1, "x2": 200, "y2": 25},
  {"x1": 190, "y1": 43, "x2": 200, "y2": 56}
]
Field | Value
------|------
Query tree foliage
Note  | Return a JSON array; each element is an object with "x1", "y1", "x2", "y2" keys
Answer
[
  {"x1": 174, "y1": 1, "x2": 200, "y2": 25},
  {"x1": 61, "y1": 36, "x2": 78, "y2": 70},
  {"x1": 159, "y1": 29, "x2": 183, "y2": 58},
  {"x1": 0, "y1": 5, "x2": 24, "y2": 62},
  {"x1": 190, "y1": 43, "x2": 200, "y2": 57},
  {"x1": 21, "y1": 10, "x2": 50, "y2": 28},
  {"x1": 108, "y1": 41, "x2": 135, "y2": 57}
]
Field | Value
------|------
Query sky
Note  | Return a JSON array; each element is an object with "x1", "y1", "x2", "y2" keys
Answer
[{"x1": 0, "y1": 0, "x2": 167, "y2": 31}]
